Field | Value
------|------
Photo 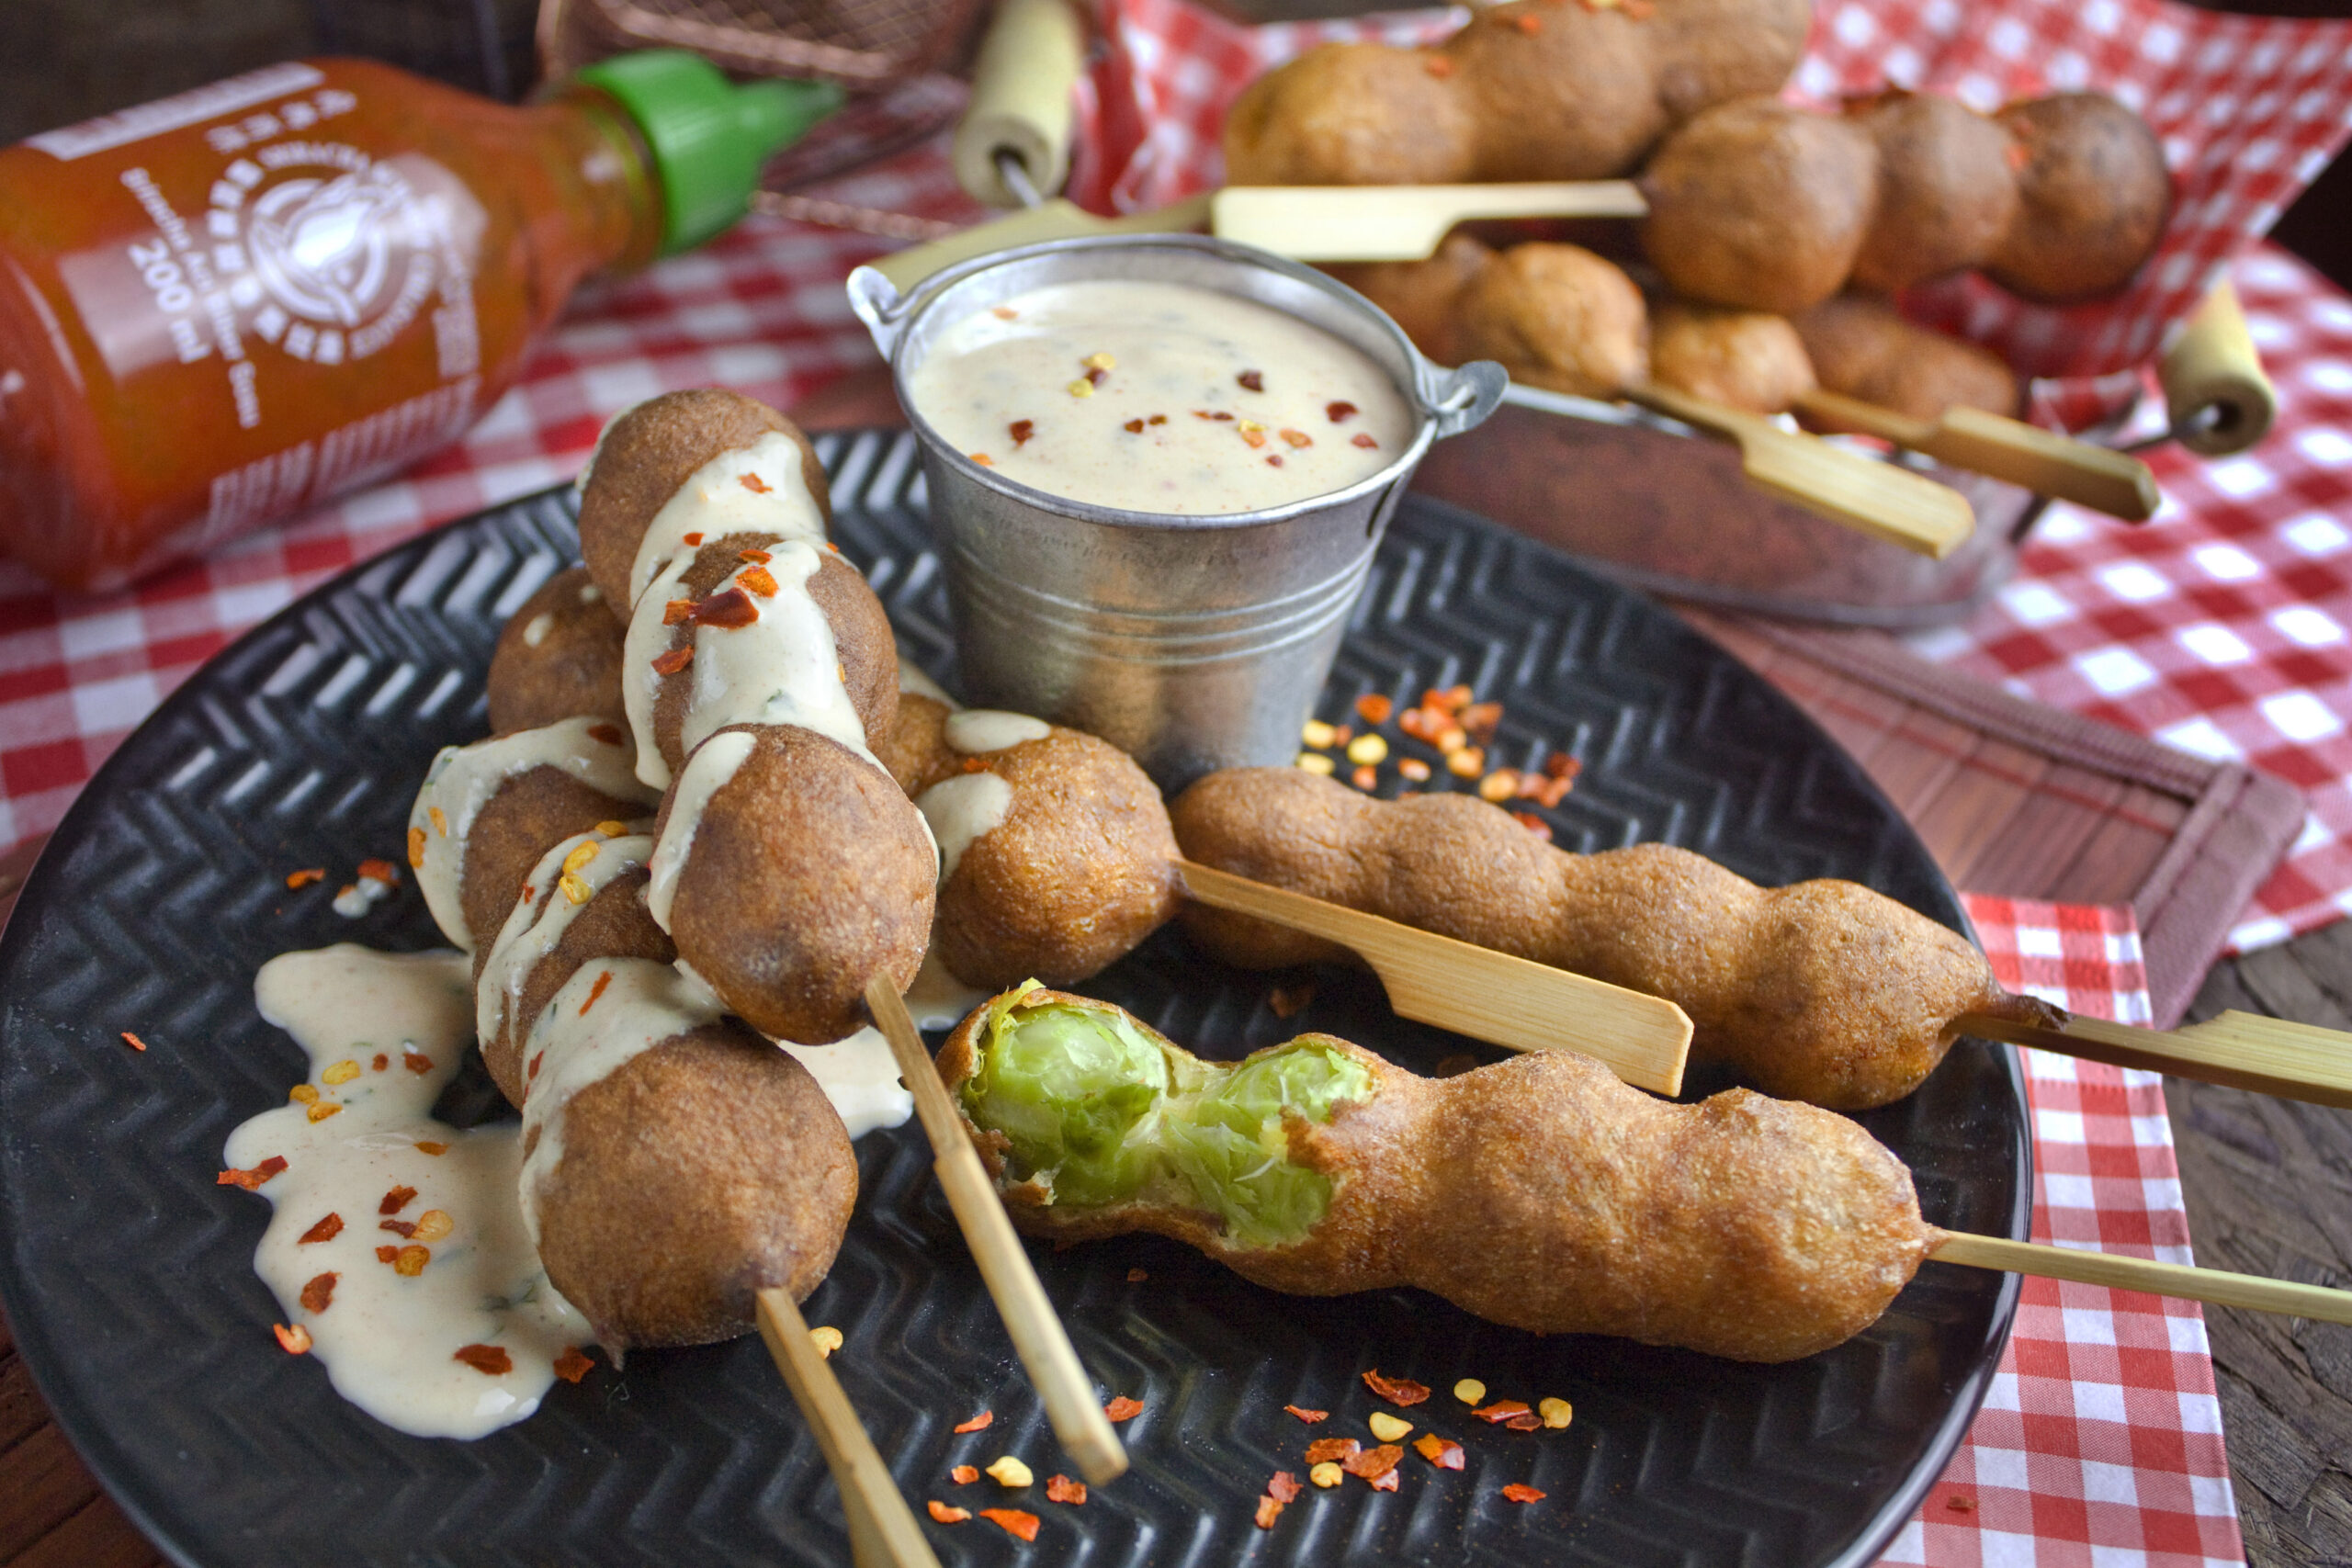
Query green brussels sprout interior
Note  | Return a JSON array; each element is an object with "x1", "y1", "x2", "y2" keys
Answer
[{"x1": 960, "y1": 993, "x2": 1373, "y2": 1248}]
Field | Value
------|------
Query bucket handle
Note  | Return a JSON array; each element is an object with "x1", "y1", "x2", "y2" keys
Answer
[{"x1": 1420, "y1": 356, "x2": 1508, "y2": 441}]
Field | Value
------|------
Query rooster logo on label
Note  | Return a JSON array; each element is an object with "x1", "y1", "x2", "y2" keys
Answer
[{"x1": 211, "y1": 144, "x2": 440, "y2": 365}]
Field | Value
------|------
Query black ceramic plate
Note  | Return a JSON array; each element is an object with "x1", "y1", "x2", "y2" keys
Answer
[{"x1": 0, "y1": 431, "x2": 2026, "y2": 1568}]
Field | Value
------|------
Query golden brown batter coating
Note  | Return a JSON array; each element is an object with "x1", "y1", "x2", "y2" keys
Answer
[
  {"x1": 1222, "y1": 43, "x2": 1477, "y2": 186},
  {"x1": 533, "y1": 1021, "x2": 856, "y2": 1356},
  {"x1": 1168, "y1": 767, "x2": 2056, "y2": 1110},
  {"x1": 1793, "y1": 293, "x2": 2020, "y2": 422},
  {"x1": 486, "y1": 567, "x2": 628, "y2": 736},
  {"x1": 458, "y1": 762, "x2": 647, "y2": 953},
  {"x1": 1848, "y1": 91, "x2": 2020, "y2": 294},
  {"x1": 1325, "y1": 234, "x2": 1495, "y2": 367},
  {"x1": 577, "y1": 389, "x2": 830, "y2": 607},
  {"x1": 659, "y1": 724, "x2": 934, "y2": 1043},
  {"x1": 1648, "y1": 300, "x2": 1818, "y2": 413},
  {"x1": 1988, "y1": 93, "x2": 2171, "y2": 302},
  {"x1": 940, "y1": 989, "x2": 1939, "y2": 1361},
  {"x1": 1645, "y1": 0, "x2": 1813, "y2": 123},
  {"x1": 1640, "y1": 96, "x2": 1882, "y2": 316},
  {"x1": 1437, "y1": 2, "x2": 1667, "y2": 182},
  {"x1": 876, "y1": 691, "x2": 961, "y2": 797},
  {"x1": 1451, "y1": 243, "x2": 1649, "y2": 400}
]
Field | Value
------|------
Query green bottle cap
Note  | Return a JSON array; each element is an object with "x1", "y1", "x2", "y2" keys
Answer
[{"x1": 576, "y1": 50, "x2": 842, "y2": 254}]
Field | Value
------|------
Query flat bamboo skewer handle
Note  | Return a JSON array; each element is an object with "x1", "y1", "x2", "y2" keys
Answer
[
  {"x1": 2158, "y1": 276, "x2": 2277, "y2": 457},
  {"x1": 755, "y1": 1286, "x2": 943, "y2": 1568},
  {"x1": 1957, "y1": 1008, "x2": 2352, "y2": 1109},
  {"x1": 1934, "y1": 1232, "x2": 2352, "y2": 1325},
  {"x1": 865, "y1": 976, "x2": 1130, "y2": 1486},
  {"x1": 1175, "y1": 860, "x2": 1691, "y2": 1096},
  {"x1": 1209, "y1": 181, "x2": 1648, "y2": 263},
  {"x1": 1621, "y1": 381, "x2": 1975, "y2": 559},
  {"x1": 1794, "y1": 388, "x2": 2161, "y2": 523}
]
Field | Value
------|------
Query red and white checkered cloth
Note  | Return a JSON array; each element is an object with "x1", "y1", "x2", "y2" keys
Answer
[{"x1": 1897, "y1": 895, "x2": 2240, "y2": 1568}]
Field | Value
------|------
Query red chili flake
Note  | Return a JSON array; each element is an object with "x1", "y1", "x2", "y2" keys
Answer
[
  {"x1": 1414, "y1": 1434, "x2": 1464, "y2": 1470},
  {"x1": 979, "y1": 1509, "x2": 1039, "y2": 1542},
  {"x1": 992, "y1": 306, "x2": 1019, "y2": 320},
  {"x1": 951, "y1": 1464, "x2": 980, "y2": 1484},
  {"x1": 691, "y1": 587, "x2": 759, "y2": 629},
  {"x1": 928, "y1": 1501, "x2": 972, "y2": 1524},
  {"x1": 1434, "y1": 684, "x2": 1471, "y2": 712},
  {"x1": 218, "y1": 1156, "x2": 288, "y2": 1190},
  {"x1": 1266, "y1": 455, "x2": 1284, "y2": 468},
  {"x1": 1327, "y1": 400, "x2": 1358, "y2": 423},
  {"x1": 1123, "y1": 418, "x2": 1144, "y2": 434},
  {"x1": 662, "y1": 599, "x2": 695, "y2": 626},
  {"x1": 1462, "y1": 702, "x2": 1503, "y2": 741},
  {"x1": 372, "y1": 1053, "x2": 389, "y2": 1071},
  {"x1": 454, "y1": 1344, "x2": 514, "y2": 1376},
  {"x1": 1008, "y1": 418, "x2": 1037, "y2": 446},
  {"x1": 1506, "y1": 1413, "x2": 1544, "y2": 1431},
  {"x1": 300, "y1": 1272, "x2": 337, "y2": 1313},
  {"x1": 1046, "y1": 1474, "x2": 1087, "y2": 1505},
  {"x1": 737, "y1": 565, "x2": 779, "y2": 598},
  {"x1": 1240, "y1": 428, "x2": 1268, "y2": 449},
  {"x1": 1269, "y1": 980, "x2": 1316, "y2": 1019},
  {"x1": 286, "y1": 868, "x2": 325, "y2": 888},
  {"x1": 1341, "y1": 1444, "x2": 1403, "y2": 1481},
  {"x1": 415, "y1": 1141, "x2": 448, "y2": 1156},
  {"x1": 1103, "y1": 1396, "x2": 1144, "y2": 1422},
  {"x1": 375, "y1": 1245, "x2": 400, "y2": 1264},
  {"x1": 953, "y1": 1410, "x2": 993, "y2": 1434},
  {"x1": 740, "y1": 472, "x2": 772, "y2": 494},
  {"x1": 1305, "y1": 1438, "x2": 1362, "y2": 1465},
  {"x1": 579, "y1": 969, "x2": 613, "y2": 1016},
  {"x1": 379, "y1": 1185, "x2": 418, "y2": 1215},
  {"x1": 1238, "y1": 370, "x2": 1264, "y2": 391},
  {"x1": 379, "y1": 1219, "x2": 417, "y2": 1238},
  {"x1": 735, "y1": 548, "x2": 773, "y2": 565},
  {"x1": 682, "y1": 532, "x2": 705, "y2": 546},
  {"x1": 553, "y1": 1347, "x2": 594, "y2": 1382},
  {"x1": 1501, "y1": 1483, "x2": 1547, "y2": 1504},
  {"x1": 298, "y1": 1213, "x2": 344, "y2": 1245},
  {"x1": 650, "y1": 646, "x2": 694, "y2": 676},
  {"x1": 402, "y1": 1051, "x2": 433, "y2": 1074},
  {"x1": 1283, "y1": 1404, "x2": 1329, "y2": 1425},
  {"x1": 1267, "y1": 1471, "x2": 1303, "y2": 1504},
  {"x1": 1279, "y1": 429, "x2": 1312, "y2": 448},
  {"x1": 1355, "y1": 693, "x2": 1394, "y2": 724},
  {"x1": 1513, "y1": 811, "x2": 1555, "y2": 841},
  {"x1": 1474, "y1": 1399, "x2": 1533, "y2": 1425},
  {"x1": 1512, "y1": 10, "x2": 1541, "y2": 28},
  {"x1": 120, "y1": 1032, "x2": 149, "y2": 1053},
  {"x1": 356, "y1": 859, "x2": 399, "y2": 884},
  {"x1": 970, "y1": 453, "x2": 995, "y2": 467},
  {"x1": 1363, "y1": 1370, "x2": 1431, "y2": 1406},
  {"x1": 274, "y1": 1322, "x2": 311, "y2": 1354},
  {"x1": 1126, "y1": 1267, "x2": 1148, "y2": 1282},
  {"x1": 586, "y1": 723, "x2": 625, "y2": 747},
  {"x1": 1544, "y1": 752, "x2": 1579, "y2": 781},
  {"x1": 1253, "y1": 1496, "x2": 1284, "y2": 1529},
  {"x1": 1424, "y1": 54, "x2": 1454, "y2": 76},
  {"x1": 527, "y1": 1051, "x2": 545, "y2": 1082},
  {"x1": 1148, "y1": 414, "x2": 1167, "y2": 424},
  {"x1": 1351, "y1": 433, "x2": 1379, "y2": 449},
  {"x1": 1351, "y1": 764, "x2": 1377, "y2": 790},
  {"x1": 1085, "y1": 366, "x2": 1108, "y2": 388}
]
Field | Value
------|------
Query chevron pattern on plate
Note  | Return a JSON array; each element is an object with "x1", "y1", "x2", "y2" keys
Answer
[{"x1": 0, "y1": 433, "x2": 2026, "y2": 1568}]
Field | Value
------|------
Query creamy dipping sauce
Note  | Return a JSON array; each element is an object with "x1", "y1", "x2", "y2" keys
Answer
[{"x1": 906, "y1": 279, "x2": 1413, "y2": 515}]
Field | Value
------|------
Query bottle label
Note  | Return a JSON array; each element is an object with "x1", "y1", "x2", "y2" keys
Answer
[{"x1": 27, "y1": 63, "x2": 325, "y2": 162}]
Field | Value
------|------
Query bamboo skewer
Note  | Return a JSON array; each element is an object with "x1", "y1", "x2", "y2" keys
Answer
[
  {"x1": 1175, "y1": 859, "x2": 1692, "y2": 1095},
  {"x1": 865, "y1": 975, "x2": 1130, "y2": 1486},
  {"x1": 1958, "y1": 1008, "x2": 2352, "y2": 1109},
  {"x1": 1933, "y1": 1232, "x2": 2352, "y2": 1325},
  {"x1": 1209, "y1": 181, "x2": 1649, "y2": 262},
  {"x1": 755, "y1": 1286, "x2": 943, "y2": 1568},
  {"x1": 1794, "y1": 388, "x2": 2161, "y2": 522}
]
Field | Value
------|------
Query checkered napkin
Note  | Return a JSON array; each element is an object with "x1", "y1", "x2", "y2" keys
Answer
[
  {"x1": 1066, "y1": 0, "x2": 2352, "y2": 429},
  {"x1": 1892, "y1": 894, "x2": 2243, "y2": 1568}
]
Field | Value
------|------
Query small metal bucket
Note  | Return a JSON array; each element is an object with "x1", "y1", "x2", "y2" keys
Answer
[{"x1": 847, "y1": 233, "x2": 1505, "y2": 787}]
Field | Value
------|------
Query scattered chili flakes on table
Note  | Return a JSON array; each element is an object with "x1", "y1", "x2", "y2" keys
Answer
[
  {"x1": 1267, "y1": 1471, "x2": 1303, "y2": 1504},
  {"x1": 553, "y1": 1348, "x2": 594, "y2": 1383},
  {"x1": 1500, "y1": 1483, "x2": 1547, "y2": 1504},
  {"x1": 1046, "y1": 1474, "x2": 1087, "y2": 1505},
  {"x1": 1305, "y1": 1437, "x2": 1362, "y2": 1464},
  {"x1": 1340, "y1": 1444, "x2": 1404, "y2": 1489},
  {"x1": 928, "y1": 1501, "x2": 971, "y2": 1524},
  {"x1": 453, "y1": 1343, "x2": 513, "y2": 1376},
  {"x1": 1474, "y1": 1399, "x2": 1533, "y2": 1425},
  {"x1": 218, "y1": 1156, "x2": 287, "y2": 1190},
  {"x1": 1125, "y1": 1267, "x2": 1148, "y2": 1282},
  {"x1": 1363, "y1": 1369, "x2": 1430, "y2": 1405},
  {"x1": 274, "y1": 1323, "x2": 311, "y2": 1354},
  {"x1": 1268, "y1": 980, "x2": 1315, "y2": 1019},
  {"x1": 119, "y1": 1031, "x2": 148, "y2": 1053},
  {"x1": 1253, "y1": 1496, "x2": 1284, "y2": 1529},
  {"x1": 1354, "y1": 693, "x2": 1393, "y2": 724},
  {"x1": 1414, "y1": 1434, "x2": 1464, "y2": 1470},
  {"x1": 951, "y1": 1465, "x2": 979, "y2": 1484},
  {"x1": 286, "y1": 867, "x2": 325, "y2": 888},
  {"x1": 1103, "y1": 1395, "x2": 1144, "y2": 1422},
  {"x1": 978, "y1": 1508, "x2": 1039, "y2": 1542},
  {"x1": 1283, "y1": 1404, "x2": 1329, "y2": 1424},
  {"x1": 953, "y1": 1410, "x2": 993, "y2": 1433}
]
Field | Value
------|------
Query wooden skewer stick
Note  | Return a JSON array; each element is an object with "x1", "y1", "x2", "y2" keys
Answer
[
  {"x1": 1176, "y1": 859, "x2": 1692, "y2": 1096},
  {"x1": 755, "y1": 1286, "x2": 943, "y2": 1568},
  {"x1": 1957, "y1": 1008, "x2": 2352, "y2": 1110},
  {"x1": 1209, "y1": 181, "x2": 1649, "y2": 264},
  {"x1": 1934, "y1": 1232, "x2": 2352, "y2": 1326},
  {"x1": 1793, "y1": 388, "x2": 2161, "y2": 522},
  {"x1": 865, "y1": 975, "x2": 1130, "y2": 1486},
  {"x1": 1619, "y1": 381, "x2": 1975, "y2": 559}
]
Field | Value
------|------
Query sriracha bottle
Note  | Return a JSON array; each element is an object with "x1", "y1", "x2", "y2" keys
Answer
[{"x1": 0, "y1": 51, "x2": 835, "y2": 588}]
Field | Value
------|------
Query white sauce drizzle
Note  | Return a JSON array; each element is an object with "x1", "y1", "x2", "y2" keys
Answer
[
  {"x1": 944, "y1": 708, "x2": 1050, "y2": 754},
  {"x1": 905, "y1": 945, "x2": 989, "y2": 1032},
  {"x1": 226, "y1": 946, "x2": 590, "y2": 1440},
  {"x1": 521, "y1": 613, "x2": 555, "y2": 649},
  {"x1": 333, "y1": 872, "x2": 396, "y2": 919},
  {"x1": 779, "y1": 1028, "x2": 910, "y2": 1137},
  {"x1": 917, "y1": 772, "x2": 1013, "y2": 889},
  {"x1": 684, "y1": 545, "x2": 877, "y2": 767},
  {"x1": 624, "y1": 432, "x2": 827, "y2": 609},
  {"x1": 620, "y1": 550, "x2": 696, "y2": 792},
  {"x1": 408, "y1": 718, "x2": 656, "y2": 951},
  {"x1": 643, "y1": 729, "x2": 756, "y2": 932},
  {"x1": 897, "y1": 658, "x2": 953, "y2": 704},
  {"x1": 516, "y1": 958, "x2": 727, "y2": 1250},
  {"x1": 476, "y1": 830, "x2": 653, "y2": 1055},
  {"x1": 578, "y1": 581, "x2": 603, "y2": 606}
]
